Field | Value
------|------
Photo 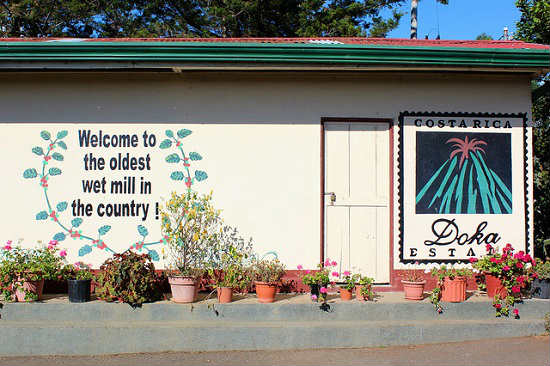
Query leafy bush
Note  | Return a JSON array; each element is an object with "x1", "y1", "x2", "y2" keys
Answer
[
  {"x1": 96, "y1": 251, "x2": 163, "y2": 307},
  {"x1": 252, "y1": 257, "x2": 286, "y2": 283},
  {"x1": 532, "y1": 259, "x2": 550, "y2": 280},
  {"x1": 63, "y1": 261, "x2": 94, "y2": 281}
]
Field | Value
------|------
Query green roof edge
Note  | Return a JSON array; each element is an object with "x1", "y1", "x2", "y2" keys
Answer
[{"x1": 0, "y1": 41, "x2": 548, "y2": 68}]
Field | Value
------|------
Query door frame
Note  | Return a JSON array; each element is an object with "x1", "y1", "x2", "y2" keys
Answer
[{"x1": 320, "y1": 117, "x2": 394, "y2": 285}]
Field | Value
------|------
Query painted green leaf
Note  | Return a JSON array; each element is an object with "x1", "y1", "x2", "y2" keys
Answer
[
  {"x1": 40, "y1": 131, "x2": 51, "y2": 141},
  {"x1": 159, "y1": 139, "x2": 172, "y2": 149},
  {"x1": 137, "y1": 225, "x2": 149, "y2": 237},
  {"x1": 56, "y1": 130, "x2": 68, "y2": 139},
  {"x1": 32, "y1": 147, "x2": 44, "y2": 156},
  {"x1": 71, "y1": 218, "x2": 83, "y2": 228},
  {"x1": 165, "y1": 153, "x2": 180, "y2": 163},
  {"x1": 148, "y1": 250, "x2": 160, "y2": 261},
  {"x1": 170, "y1": 171, "x2": 184, "y2": 181},
  {"x1": 56, "y1": 201, "x2": 68, "y2": 212},
  {"x1": 189, "y1": 152, "x2": 202, "y2": 161},
  {"x1": 36, "y1": 211, "x2": 48, "y2": 220},
  {"x1": 52, "y1": 152, "x2": 64, "y2": 161},
  {"x1": 165, "y1": 130, "x2": 174, "y2": 138},
  {"x1": 177, "y1": 129, "x2": 192, "y2": 138},
  {"x1": 53, "y1": 232, "x2": 66, "y2": 241},
  {"x1": 98, "y1": 225, "x2": 111, "y2": 236},
  {"x1": 49, "y1": 167, "x2": 62, "y2": 176},
  {"x1": 57, "y1": 141, "x2": 67, "y2": 150},
  {"x1": 78, "y1": 245, "x2": 92, "y2": 257},
  {"x1": 195, "y1": 170, "x2": 208, "y2": 182},
  {"x1": 23, "y1": 168, "x2": 37, "y2": 178}
]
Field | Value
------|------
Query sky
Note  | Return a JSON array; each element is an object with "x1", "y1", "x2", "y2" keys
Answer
[{"x1": 384, "y1": 0, "x2": 521, "y2": 40}]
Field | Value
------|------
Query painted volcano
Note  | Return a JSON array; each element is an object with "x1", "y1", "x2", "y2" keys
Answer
[{"x1": 415, "y1": 132, "x2": 512, "y2": 215}]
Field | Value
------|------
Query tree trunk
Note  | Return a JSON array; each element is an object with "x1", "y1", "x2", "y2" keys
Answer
[{"x1": 411, "y1": 0, "x2": 418, "y2": 39}]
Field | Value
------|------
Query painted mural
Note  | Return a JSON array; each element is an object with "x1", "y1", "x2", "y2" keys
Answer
[{"x1": 398, "y1": 112, "x2": 532, "y2": 264}]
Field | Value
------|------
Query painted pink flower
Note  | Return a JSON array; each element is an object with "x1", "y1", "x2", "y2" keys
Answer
[
  {"x1": 297, "y1": 265, "x2": 303, "y2": 270},
  {"x1": 343, "y1": 271, "x2": 351, "y2": 277},
  {"x1": 59, "y1": 249, "x2": 67, "y2": 257},
  {"x1": 331, "y1": 261, "x2": 337, "y2": 266},
  {"x1": 320, "y1": 287, "x2": 327, "y2": 294},
  {"x1": 331, "y1": 271, "x2": 339, "y2": 277},
  {"x1": 311, "y1": 294, "x2": 317, "y2": 301},
  {"x1": 503, "y1": 265, "x2": 510, "y2": 271}
]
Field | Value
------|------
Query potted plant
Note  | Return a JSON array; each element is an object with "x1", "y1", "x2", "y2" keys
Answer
[
  {"x1": 252, "y1": 257, "x2": 286, "y2": 303},
  {"x1": 355, "y1": 275, "x2": 375, "y2": 301},
  {"x1": 160, "y1": 191, "x2": 221, "y2": 303},
  {"x1": 297, "y1": 259, "x2": 336, "y2": 302},
  {"x1": 530, "y1": 259, "x2": 550, "y2": 299},
  {"x1": 0, "y1": 240, "x2": 65, "y2": 302},
  {"x1": 95, "y1": 250, "x2": 163, "y2": 307},
  {"x1": 429, "y1": 265, "x2": 472, "y2": 313},
  {"x1": 207, "y1": 245, "x2": 252, "y2": 303},
  {"x1": 64, "y1": 262, "x2": 95, "y2": 303},
  {"x1": 335, "y1": 270, "x2": 354, "y2": 301},
  {"x1": 472, "y1": 243, "x2": 537, "y2": 317},
  {"x1": 400, "y1": 263, "x2": 426, "y2": 300}
]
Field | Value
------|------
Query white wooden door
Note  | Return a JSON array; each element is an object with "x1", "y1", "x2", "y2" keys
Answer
[{"x1": 324, "y1": 122, "x2": 390, "y2": 283}]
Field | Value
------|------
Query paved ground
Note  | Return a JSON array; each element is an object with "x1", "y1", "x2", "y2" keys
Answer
[{"x1": 1, "y1": 336, "x2": 547, "y2": 366}]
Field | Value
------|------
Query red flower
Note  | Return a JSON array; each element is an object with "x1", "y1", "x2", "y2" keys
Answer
[
  {"x1": 511, "y1": 285, "x2": 521, "y2": 293},
  {"x1": 516, "y1": 276, "x2": 525, "y2": 284},
  {"x1": 490, "y1": 257, "x2": 497, "y2": 263},
  {"x1": 532, "y1": 272, "x2": 539, "y2": 279},
  {"x1": 513, "y1": 309, "x2": 519, "y2": 316},
  {"x1": 486, "y1": 244, "x2": 493, "y2": 252},
  {"x1": 516, "y1": 262, "x2": 524, "y2": 269},
  {"x1": 469, "y1": 257, "x2": 478, "y2": 263},
  {"x1": 503, "y1": 265, "x2": 510, "y2": 271},
  {"x1": 97, "y1": 241, "x2": 107, "y2": 250},
  {"x1": 495, "y1": 303, "x2": 502, "y2": 309}
]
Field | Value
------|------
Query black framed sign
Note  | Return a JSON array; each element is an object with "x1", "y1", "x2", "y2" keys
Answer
[{"x1": 397, "y1": 112, "x2": 531, "y2": 264}]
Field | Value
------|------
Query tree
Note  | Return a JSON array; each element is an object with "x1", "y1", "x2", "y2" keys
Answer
[
  {"x1": 475, "y1": 33, "x2": 493, "y2": 40},
  {"x1": 0, "y1": 0, "x2": 406, "y2": 38},
  {"x1": 410, "y1": 0, "x2": 448, "y2": 40},
  {"x1": 516, "y1": 0, "x2": 550, "y2": 258}
]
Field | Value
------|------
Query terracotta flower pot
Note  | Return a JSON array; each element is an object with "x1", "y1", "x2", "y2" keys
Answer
[
  {"x1": 485, "y1": 274, "x2": 507, "y2": 299},
  {"x1": 255, "y1": 281, "x2": 278, "y2": 303},
  {"x1": 217, "y1": 287, "x2": 233, "y2": 303},
  {"x1": 168, "y1": 276, "x2": 197, "y2": 303},
  {"x1": 339, "y1": 287, "x2": 353, "y2": 301},
  {"x1": 15, "y1": 278, "x2": 44, "y2": 302},
  {"x1": 355, "y1": 285, "x2": 371, "y2": 301},
  {"x1": 441, "y1": 276, "x2": 467, "y2": 302},
  {"x1": 402, "y1": 280, "x2": 426, "y2": 300}
]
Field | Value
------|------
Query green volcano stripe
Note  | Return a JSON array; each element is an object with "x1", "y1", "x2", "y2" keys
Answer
[
  {"x1": 490, "y1": 169, "x2": 512, "y2": 202},
  {"x1": 471, "y1": 154, "x2": 492, "y2": 213},
  {"x1": 416, "y1": 159, "x2": 450, "y2": 204},
  {"x1": 475, "y1": 150, "x2": 502, "y2": 213},
  {"x1": 440, "y1": 174, "x2": 458, "y2": 214},
  {"x1": 496, "y1": 189, "x2": 512, "y2": 213},
  {"x1": 428, "y1": 157, "x2": 457, "y2": 209},
  {"x1": 454, "y1": 159, "x2": 468, "y2": 214},
  {"x1": 467, "y1": 165, "x2": 477, "y2": 214}
]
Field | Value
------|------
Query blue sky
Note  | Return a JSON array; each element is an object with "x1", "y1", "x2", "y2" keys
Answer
[{"x1": 384, "y1": 0, "x2": 521, "y2": 40}]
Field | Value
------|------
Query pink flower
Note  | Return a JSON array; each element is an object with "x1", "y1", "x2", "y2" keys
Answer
[
  {"x1": 3, "y1": 243, "x2": 12, "y2": 251},
  {"x1": 49, "y1": 240, "x2": 58, "y2": 246},
  {"x1": 331, "y1": 271, "x2": 339, "y2": 277},
  {"x1": 469, "y1": 257, "x2": 478, "y2": 263},
  {"x1": 311, "y1": 294, "x2": 317, "y2": 301},
  {"x1": 516, "y1": 276, "x2": 525, "y2": 284},
  {"x1": 503, "y1": 265, "x2": 510, "y2": 271},
  {"x1": 320, "y1": 287, "x2": 327, "y2": 294},
  {"x1": 331, "y1": 261, "x2": 337, "y2": 266},
  {"x1": 490, "y1": 257, "x2": 497, "y2": 263},
  {"x1": 516, "y1": 262, "x2": 524, "y2": 269},
  {"x1": 486, "y1": 244, "x2": 493, "y2": 252},
  {"x1": 324, "y1": 259, "x2": 331, "y2": 267},
  {"x1": 48, "y1": 244, "x2": 55, "y2": 250},
  {"x1": 511, "y1": 285, "x2": 521, "y2": 294},
  {"x1": 533, "y1": 272, "x2": 539, "y2": 279},
  {"x1": 513, "y1": 308, "x2": 519, "y2": 317},
  {"x1": 343, "y1": 271, "x2": 351, "y2": 277},
  {"x1": 494, "y1": 303, "x2": 502, "y2": 309},
  {"x1": 305, "y1": 270, "x2": 311, "y2": 274},
  {"x1": 297, "y1": 264, "x2": 303, "y2": 270},
  {"x1": 59, "y1": 249, "x2": 67, "y2": 257}
]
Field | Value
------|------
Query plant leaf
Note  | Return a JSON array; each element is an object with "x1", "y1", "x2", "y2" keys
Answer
[
  {"x1": 98, "y1": 225, "x2": 111, "y2": 236},
  {"x1": 53, "y1": 232, "x2": 66, "y2": 241},
  {"x1": 49, "y1": 167, "x2": 62, "y2": 176},
  {"x1": 177, "y1": 129, "x2": 192, "y2": 138},
  {"x1": 52, "y1": 152, "x2": 64, "y2": 161},
  {"x1": 56, "y1": 130, "x2": 68, "y2": 139},
  {"x1": 159, "y1": 139, "x2": 172, "y2": 149},
  {"x1": 148, "y1": 250, "x2": 159, "y2": 261},
  {"x1": 165, "y1": 130, "x2": 174, "y2": 138},
  {"x1": 56, "y1": 201, "x2": 68, "y2": 212},
  {"x1": 32, "y1": 146, "x2": 44, "y2": 156},
  {"x1": 165, "y1": 153, "x2": 180, "y2": 163},
  {"x1": 170, "y1": 171, "x2": 184, "y2": 181},
  {"x1": 78, "y1": 245, "x2": 92, "y2": 257},
  {"x1": 36, "y1": 211, "x2": 48, "y2": 220},
  {"x1": 57, "y1": 141, "x2": 67, "y2": 150},
  {"x1": 23, "y1": 168, "x2": 37, "y2": 178},
  {"x1": 71, "y1": 218, "x2": 83, "y2": 228},
  {"x1": 189, "y1": 152, "x2": 202, "y2": 161},
  {"x1": 40, "y1": 131, "x2": 51, "y2": 140},
  {"x1": 137, "y1": 225, "x2": 149, "y2": 237},
  {"x1": 195, "y1": 170, "x2": 208, "y2": 182}
]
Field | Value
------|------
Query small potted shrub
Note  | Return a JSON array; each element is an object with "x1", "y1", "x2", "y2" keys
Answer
[
  {"x1": 252, "y1": 257, "x2": 286, "y2": 303},
  {"x1": 297, "y1": 259, "x2": 336, "y2": 302},
  {"x1": 355, "y1": 275, "x2": 375, "y2": 301},
  {"x1": 0, "y1": 240, "x2": 65, "y2": 302},
  {"x1": 431, "y1": 265, "x2": 472, "y2": 302},
  {"x1": 207, "y1": 245, "x2": 252, "y2": 303},
  {"x1": 160, "y1": 191, "x2": 221, "y2": 303},
  {"x1": 95, "y1": 250, "x2": 163, "y2": 307},
  {"x1": 334, "y1": 270, "x2": 354, "y2": 301},
  {"x1": 531, "y1": 260, "x2": 550, "y2": 299},
  {"x1": 64, "y1": 262, "x2": 94, "y2": 303},
  {"x1": 400, "y1": 263, "x2": 426, "y2": 300}
]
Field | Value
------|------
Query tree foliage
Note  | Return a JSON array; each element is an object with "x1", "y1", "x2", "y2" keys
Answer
[
  {"x1": 516, "y1": 0, "x2": 550, "y2": 257},
  {"x1": 0, "y1": 0, "x2": 406, "y2": 38}
]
